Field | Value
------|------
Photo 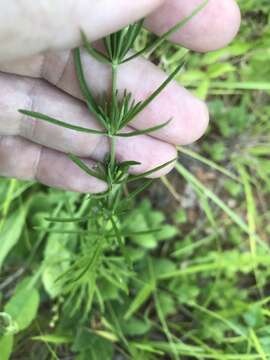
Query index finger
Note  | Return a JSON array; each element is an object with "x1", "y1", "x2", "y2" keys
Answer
[
  {"x1": 0, "y1": 0, "x2": 163, "y2": 62},
  {"x1": 0, "y1": 0, "x2": 240, "y2": 63}
]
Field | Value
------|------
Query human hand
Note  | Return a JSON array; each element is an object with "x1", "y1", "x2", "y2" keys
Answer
[{"x1": 0, "y1": 0, "x2": 241, "y2": 193}]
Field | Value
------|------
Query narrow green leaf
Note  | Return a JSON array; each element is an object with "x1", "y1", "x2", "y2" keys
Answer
[
  {"x1": 124, "y1": 180, "x2": 153, "y2": 201},
  {"x1": 237, "y1": 164, "x2": 257, "y2": 257},
  {"x1": 122, "y1": 62, "x2": 184, "y2": 126},
  {"x1": 124, "y1": 282, "x2": 155, "y2": 320},
  {"x1": 69, "y1": 154, "x2": 107, "y2": 182},
  {"x1": 74, "y1": 47, "x2": 96, "y2": 103},
  {"x1": 19, "y1": 110, "x2": 106, "y2": 135},
  {"x1": 74, "y1": 48, "x2": 108, "y2": 128},
  {"x1": 122, "y1": 0, "x2": 208, "y2": 63},
  {"x1": 71, "y1": 241, "x2": 103, "y2": 284},
  {"x1": 117, "y1": 119, "x2": 172, "y2": 137},
  {"x1": 33, "y1": 227, "x2": 104, "y2": 237},
  {"x1": 190, "y1": 303, "x2": 246, "y2": 338},
  {"x1": 115, "y1": 27, "x2": 129, "y2": 62},
  {"x1": 81, "y1": 31, "x2": 110, "y2": 64},
  {"x1": 32, "y1": 334, "x2": 72, "y2": 345},
  {"x1": 119, "y1": 19, "x2": 145, "y2": 60},
  {"x1": 128, "y1": 158, "x2": 177, "y2": 182},
  {"x1": 118, "y1": 160, "x2": 141, "y2": 168},
  {"x1": 36, "y1": 227, "x2": 163, "y2": 240},
  {"x1": 45, "y1": 215, "x2": 90, "y2": 223},
  {"x1": 104, "y1": 35, "x2": 113, "y2": 60},
  {"x1": 111, "y1": 217, "x2": 132, "y2": 267}
]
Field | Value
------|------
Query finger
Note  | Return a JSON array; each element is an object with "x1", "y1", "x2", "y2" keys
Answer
[
  {"x1": 0, "y1": 73, "x2": 177, "y2": 177},
  {"x1": 0, "y1": 48, "x2": 209, "y2": 145},
  {"x1": 0, "y1": 0, "x2": 163, "y2": 62},
  {"x1": 0, "y1": 136, "x2": 107, "y2": 193},
  {"x1": 146, "y1": 0, "x2": 241, "y2": 52}
]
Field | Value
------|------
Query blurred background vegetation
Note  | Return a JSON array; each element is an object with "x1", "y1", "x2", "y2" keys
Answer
[{"x1": 0, "y1": 0, "x2": 270, "y2": 359}]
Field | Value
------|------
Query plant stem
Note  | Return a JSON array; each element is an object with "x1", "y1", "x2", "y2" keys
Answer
[
  {"x1": 112, "y1": 62, "x2": 118, "y2": 102},
  {"x1": 110, "y1": 135, "x2": 116, "y2": 172},
  {"x1": 110, "y1": 62, "x2": 118, "y2": 174}
]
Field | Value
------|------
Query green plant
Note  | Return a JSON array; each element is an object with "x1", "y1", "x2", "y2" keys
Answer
[
  {"x1": 1, "y1": 1, "x2": 270, "y2": 359},
  {"x1": 17, "y1": 4, "x2": 207, "y2": 307}
]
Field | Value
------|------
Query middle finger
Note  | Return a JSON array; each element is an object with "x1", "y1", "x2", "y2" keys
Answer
[
  {"x1": 0, "y1": 72, "x2": 176, "y2": 177},
  {"x1": 0, "y1": 48, "x2": 209, "y2": 145}
]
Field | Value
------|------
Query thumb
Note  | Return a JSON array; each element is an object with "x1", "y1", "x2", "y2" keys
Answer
[{"x1": 0, "y1": 0, "x2": 163, "y2": 63}]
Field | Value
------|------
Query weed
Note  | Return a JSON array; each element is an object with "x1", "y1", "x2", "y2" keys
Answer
[{"x1": 1, "y1": 0, "x2": 270, "y2": 359}]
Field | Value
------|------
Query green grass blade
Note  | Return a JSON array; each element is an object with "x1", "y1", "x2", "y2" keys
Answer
[
  {"x1": 191, "y1": 303, "x2": 246, "y2": 338},
  {"x1": 177, "y1": 146, "x2": 240, "y2": 182},
  {"x1": 237, "y1": 164, "x2": 257, "y2": 255},
  {"x1": 158, "y1": 262, "x2": 220, "y2": 280},
  {"x1": 249, "y1": 328, "x2": 267, "y2": 360},
  {"x1": 171, "y1": 234, "x2": 217, "y2": 257},
  {"x1": 148, "y1": 259, "x2": 179, "y2": 360},
  {"x1": 175, "y1": 162, "x2": 250, "y2": 234}
]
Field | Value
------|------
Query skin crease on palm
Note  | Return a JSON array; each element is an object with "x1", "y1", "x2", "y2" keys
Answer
[{"x1": 0, "y1": 0, "x2": 241, "y2": 193}]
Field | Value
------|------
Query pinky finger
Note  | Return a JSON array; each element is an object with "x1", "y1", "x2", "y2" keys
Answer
[{"x1": 0, "y1": 136, "x2": 108, "y2": 193}]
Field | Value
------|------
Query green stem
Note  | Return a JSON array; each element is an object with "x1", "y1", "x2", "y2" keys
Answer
[
  {"x1": 110, "y1": 135, "x2": 116, "y2": 172},
  {"x1": 110, "y1": 62, "x2": 118, "y2": 173},
  {"x1": 107, "y1": 62, "x2": 118, "y2": 214},
  {"x1": 112, "y1": 62, "x2": 118, "y2": 103}
]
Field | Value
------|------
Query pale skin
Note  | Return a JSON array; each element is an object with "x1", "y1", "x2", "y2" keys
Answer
[{"x1": 0, "y1": 0, "x2": 241, "y2": 193}]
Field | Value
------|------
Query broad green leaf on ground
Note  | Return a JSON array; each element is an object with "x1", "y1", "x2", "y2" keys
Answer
[
  {"x1": 0, "y1": 335, "x2": 13, "y2": 360},
  {"x1": 4, "y1": 278, "x2": 40, "y2": 331},
  {"x1": 124, "y1": 200, "x2": 177, "y2": 249},
  {"x1": 0, "y1": 204, "x2": 28, "y2": 269},
  {"x1": 121, "y1": 317, "x2": 152, "y2": 336},
  {"x1": 42, "y1": 232, "x2": 72, "y2": 298}
]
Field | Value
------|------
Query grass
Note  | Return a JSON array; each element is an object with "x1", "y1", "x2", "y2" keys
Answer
[{"x1": 0, "y1": 0, "x2": 270, "y2": 358}]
